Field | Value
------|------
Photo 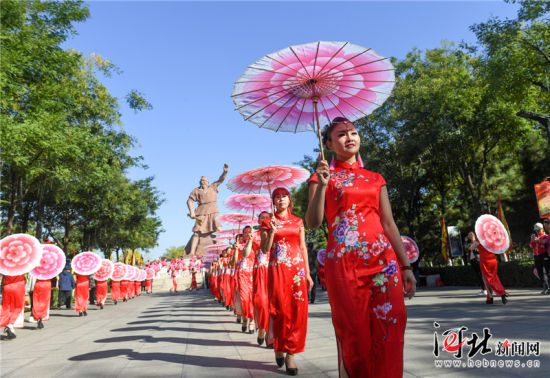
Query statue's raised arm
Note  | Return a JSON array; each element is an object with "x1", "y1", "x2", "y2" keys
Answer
[{"x1": 212, "y1": 163, "x2": 229, "y2": 188}]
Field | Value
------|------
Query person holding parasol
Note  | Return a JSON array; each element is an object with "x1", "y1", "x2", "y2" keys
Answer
[
  {"x1": 307, "y1": 117, "x2": 416, "y2": 378},
  {"x1": 261, "y1": 188, "x2": 313, "y2": 375}
]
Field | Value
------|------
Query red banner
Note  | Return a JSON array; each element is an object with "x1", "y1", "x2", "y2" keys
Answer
[{"x1": 535, "y1": 178, "x2": 550, "y2": 219}]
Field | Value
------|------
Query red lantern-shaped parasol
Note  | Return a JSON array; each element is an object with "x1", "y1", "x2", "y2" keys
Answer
[
  {"x1": 401, "y1": 236, "x2": 420, "y2": 264},
  {"x1": 30, "y1": 244, "x2": 66, "y2": 280},
  {"x1": 0, "y1": 234, "x2": 43, "y2": 276},
  {"x1": 475, "y1": 214, "x2": 510, "y2": 254}
]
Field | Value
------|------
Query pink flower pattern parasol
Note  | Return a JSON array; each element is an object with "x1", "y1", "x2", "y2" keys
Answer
[
  {"x1": 146, "y1": 268, "x2": 155, "y2": 280},
  {"x1": 0, "y1": 234, "x2": 43, "y2": 276},
  {"x1": 475, "y1": 214, "x2": 510, "y2": 254},
  {"x1": 232, "y1": 41, "x2": 395, "y2": 157},
  {"x1": 401, "y1": 236, "x2": 419, "y2": 264},
  {"x1": 227, "y1": 165, "x2": 310, "y2": 194},
  {"x1": 123, "y1": 265, "x2": 135, "y2": 280},
  {"x1": 94, "y1": 259, "x2": 114, "y2": 281},
  {"x1": 30, "y1": 244, "x2": 66, "y2": 280},
  {"x1": 71, "y1": 252, "x2": 102, "y2": 275},
  {"x1": 317, "y1": 249, "x2": 327, "y2": 266},
  {"x1": 223, "y1": 194, "x2": 272, "y2": 215},
  {"x1": 217, "y1": 213, "x2": 257, "y2": 228},
  {"x1": 138, "y1": 269, "x2": 147, "y2": 281},
  {"x1": 111, "y1": 263, "x2": 127, "y2": 281},
  {"x1": 129, "y1": 266, "x2": 140, "y2": 280}
]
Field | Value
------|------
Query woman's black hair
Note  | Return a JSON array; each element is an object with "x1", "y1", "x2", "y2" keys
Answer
[{"x1": 321, "y1": 117, "x2": 355, "y2": 147}]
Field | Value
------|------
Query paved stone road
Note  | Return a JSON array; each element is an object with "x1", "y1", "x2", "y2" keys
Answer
[{"x1": 1, "y1": 287, "x2": 548, "y2": 377}]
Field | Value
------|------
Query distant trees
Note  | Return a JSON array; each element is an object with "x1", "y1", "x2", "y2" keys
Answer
[{"x1": 1, "y1": 0, "x2": 163, "y2": 258}]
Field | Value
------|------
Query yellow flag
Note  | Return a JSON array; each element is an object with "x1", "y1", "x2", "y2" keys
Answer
[{"x1": 441, "y1": 217, "x2": 449, "y2": 263}]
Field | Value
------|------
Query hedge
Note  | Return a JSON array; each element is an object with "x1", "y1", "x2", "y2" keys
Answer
[{"x1": 419, "y1": 261, "x2": 541, "y2": 288}]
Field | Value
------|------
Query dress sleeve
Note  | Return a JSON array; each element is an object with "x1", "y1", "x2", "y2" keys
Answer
[
  {"x1": 308, "y1": 173, "x2": 319, "y2": 185},
  {"x1": 260, "y1": 218, "x2": 272, "y2": 230},
  {"x1": 378, "y1": 172, "x2": 387, "y2": 187},
  {"x1": 296, "y1": 217, "x2": 304, "y2": 228},
  {"x1": 189, "y1": 188, "x2": 198, "y2": 202}
]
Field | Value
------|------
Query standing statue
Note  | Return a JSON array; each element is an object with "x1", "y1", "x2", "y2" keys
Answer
[{"x1": 186, "y1": 164, "x2": 228, "y2": 256}]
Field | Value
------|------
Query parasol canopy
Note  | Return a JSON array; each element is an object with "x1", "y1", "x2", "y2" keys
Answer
[
  {"x1": 0, "y1": 234, "x2": 43, "y2": 276},
  {"x1": 111, "y1": 263, "x2": 127, "y2": 281},
  {"x1": 146, "y1": 268, "x2": 155, "y2": 280},
  {"x1": 475, "y1": 214, "x2": 510, "y2": 254},
  {"x1": 401, "y1": 236, "x2": 419, "y2": 264},
  {"x1": 317, "y1": 249, "x2": 327, "y2": 266},
  {"x1": 71, "y1": 252, "x2": 102, "y2": 275},
  {"x1": 30, "y1": 244, "x2": 66, "y2": 280},
  {"x1": 232, "y1": 41, "x2": 395, "y2": 158},
  {"x1": 217, "y1": 213, "x2": 257, "y2": 229},
  {"x1": 223, "y1": 194, "x2": 271, "y2": 217},
  {"x1": 227, "y1": 165, "x2": 309, "y2": 194},
  {"x1": 94, "y1": 259, "x2": 114, "y2": 281}
]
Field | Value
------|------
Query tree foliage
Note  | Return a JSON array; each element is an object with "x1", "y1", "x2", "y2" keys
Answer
[
  {"x1": 0, "y1": 0, "x2": 163, "y2": 258},
  {"x1": 294, "y1": 1, "x2": 548, "y2": 265}
]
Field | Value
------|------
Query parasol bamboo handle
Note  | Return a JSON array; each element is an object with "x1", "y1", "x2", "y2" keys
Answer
[{"x1": 312, "y1": 98, "x2": 325, "y2": 161}]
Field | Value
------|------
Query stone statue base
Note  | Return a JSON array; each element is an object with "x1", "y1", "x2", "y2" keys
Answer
[{"x1": 184, "y1": 232, "x2": 216, "y2": 257}]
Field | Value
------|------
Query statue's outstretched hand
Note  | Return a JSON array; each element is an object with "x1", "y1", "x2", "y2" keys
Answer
[{"x1": 223, "y1": 163, "x2": 229, "y2": 173}]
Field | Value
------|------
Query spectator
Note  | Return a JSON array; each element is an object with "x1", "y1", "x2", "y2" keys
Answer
[
  {"x1": 57, "y1": 267, "x2": 75, "y2": 309},
  {"x1": 464, "y1": 232, "x2": 486, "y2": 295},
  {"x1": 307, "y1": 242, "x2": 318, "y2": 304},
  {"x1": 88, "y1": 275, "x2": 96, "y2": 305},
  {"x1": 533, "y1": 220, "x2": 550, "y2": 294}
]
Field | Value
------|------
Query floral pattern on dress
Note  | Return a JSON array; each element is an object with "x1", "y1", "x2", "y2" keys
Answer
[{"x1": 330, "y1": 170, "x2": 378, "y2": 201}]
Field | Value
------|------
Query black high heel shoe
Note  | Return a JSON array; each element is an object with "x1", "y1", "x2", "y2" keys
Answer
[
  {"x1": 236, "y1": 317, "x2": 241, "y2": 323},
  {"x1": 275, "y1": 356, "x2": 285, "y2": 367},
  {"x1": 242, "y1": 324, "x2": 247, "y2": 332},
  {"x1": 501, "y1": 294, "x2": 508, "y2": 305},
  {"x1": 37, "y1": 319, "x2": 44, "y2": 329},
  {"x1": 257, "y1": 337, "x2": 264, "y2": 346},
  {"x1": 485, "y1": 298, "x2": 493, "y2": 304},
  {"x1": 285, "y1": 355, "x2": 298, "y2": 375}
]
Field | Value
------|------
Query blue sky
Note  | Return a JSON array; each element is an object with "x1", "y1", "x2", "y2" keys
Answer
[{"x1": 68, "y1": 1, "x2": 519, "y2": 260}]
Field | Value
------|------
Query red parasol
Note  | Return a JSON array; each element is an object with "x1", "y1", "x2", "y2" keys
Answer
[
  {"x1": 232, "y1": 41, "x2": 395, "y2": 159},
  {"x1": 30, "y1": 244, "x2": 66, "y2": 280},
  {"x1": 0, "y1": 234, "x2": 43, "y2": 276},
  {"x1": 401, "y1": 236, "x2": 420, "y2": 264},
  {"x1": 94, "y1": 259, "x2": 114, "y2": 281},
  {"x1": 475, "y1": 214, "x2": 510, "y2": 254},
  {"x1": 223, "y1": 194, "x2": 271, "y2": 218},
  {"x1": 71, "y1": 252, "x2": 102, "y2": 275}
]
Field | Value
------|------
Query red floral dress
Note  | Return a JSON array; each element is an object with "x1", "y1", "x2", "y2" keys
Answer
[
  {"x1": 252, "y1": 231, "x2": 270, "y2": 333},
  {"x1": 0, "y1": 275, "x2": 25, "y2": 327},
  {"x1": 309, "y1": 160, "x2": 407, "y2": 377},
  {"x1": 479, "y1": 245, "x2": 507, "y2": 298},
  {"x1": 263, "y1": 213, "x2": 308, "y2": 354},
  {"x1": 237, "y1": 240, "x2": 255, "y2": 320},
  {"x1": 75, "y1": 274, "x2": 89, "y2": 312}
]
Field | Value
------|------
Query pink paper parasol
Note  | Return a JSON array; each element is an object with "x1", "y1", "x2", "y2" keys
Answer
[
  {"x1": 122, "y1": 265, "x2": 135, "y2": 280},
  {"x1": 401, "y1": 236, "x2": 419, "y2": 264},
  {"x1": 0, "y1": 234, "x2": 43, "y2": 276},
  {"x1": 111, "y1": 263, "x2": 127, "y2": 281},
  {"x1": 317, "y1": 249, "x2": 327, "y2": 266},
  {"x1": 139, "y1": 269, "x2": 147, "y2": 281},
  {"x1": 217, "y1": 213, "x2": 257, "y2": 232},
  {"x1": 475, "y1": 214, "x2": 510, "y2": 254},
  {"x1": 30, "y1": 244, "x2": 66, "y2": 280},
  {"x1": 71, "y1": 252, "x2": 102, "y2": 275},
  {"x1": 223, "y1": 194, "x2": 271, "y2": 218},
  {"x1": 203, "y1": 243, "x2": 231, "y2": 254},
  {"x1": 129, "y1": 266, "x2": 140, "y2": 280},
  {"x1": 146, "y1": 268, "x2": 155, "y2": 280},
  {"x1": 94, "y1": 259, "x2": 114, "y2": 281},
  {"x1": 227, "y1": 165, "x2": 309, "y2": 195},
  {"x1": 232, "y1": 41, "x2": 395, "y2": 159}
]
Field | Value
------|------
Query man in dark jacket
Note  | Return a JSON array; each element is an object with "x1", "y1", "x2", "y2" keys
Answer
[{"x1": 58, "y1": 267, "x2": 76, "y2": 309}]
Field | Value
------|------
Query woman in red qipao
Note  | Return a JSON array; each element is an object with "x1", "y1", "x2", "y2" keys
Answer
[
  {"x1": 261, "y1": 188, "x2": 313, "y2": 375},
  {"x1": 306, "y1": 117, "x2": 417, "y2": 378},
  {"x1": 75, "y1": 274, "x2": 90, "y2": 316},
  {"x1": 111, "y1": 279, "x2": 121, "y2": 305},
  {"x1": 235, "y1": 226, "x2": 256, "y2": 333},
  {"x1": 231, "y1": 234, "x2": 245, "y2": 324},
  {"x1": 32, "y1": 278, "x2": 52, "y2": 328},
  {"x1": 121, "y1": 279, "x2": 129, "y2": 302},
  {"x1": 170, "y1": 270, "x2": 178, "y2": 293},
  {"x1": 95, "y1": 278, "x2": 108, "y2": 309},
  {"x1": 0, "y1": 274, "x2": 25, "y2": 339},
  {"x1": 477, "y1": 243, "x2": 508, "y2": 304},
  {"x1": 252, "y1": 211, "x2": 272, "y2": 346}
]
